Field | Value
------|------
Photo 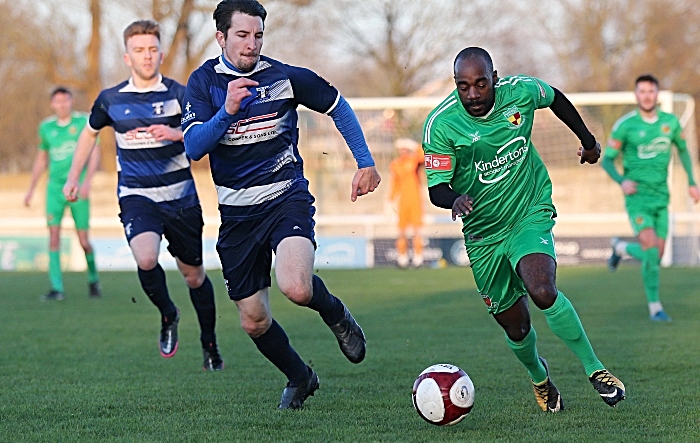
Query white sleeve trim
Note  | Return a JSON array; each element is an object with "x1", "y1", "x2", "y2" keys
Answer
[
  {"x1": 325, "y1": 91, "x2": 341, "y2": 115},
  {"x1": 182, "y1": 121, "x2": 203, "y2": 136}
]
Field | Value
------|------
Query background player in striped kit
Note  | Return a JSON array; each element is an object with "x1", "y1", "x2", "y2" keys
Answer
[
  {"x1": 603, "y1": 74, "x2": 700, "y2": 322},
  {"x1": 183, "y1": 0, "x2": 380, "y2": 409},
  {"x1": 25, "y1": 87, "x2": 101, "y2": 301},
  {"x1": 63, "y1": 20, "x2": 223, "y2": 371},
  {"x1": 423, "y1": 47, "x2": 625, "y2": 412}
]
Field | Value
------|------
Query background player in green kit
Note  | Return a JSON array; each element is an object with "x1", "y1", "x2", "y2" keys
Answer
[
  {"x1": 603, "y1": 74, "x2": 700, "y2": 322},
  {"x1": 423, "y1": 47, "x2": 625, "y2": 412},
  {"x1": 24, "y1": 87, "x2": 101, "y2": 300}
]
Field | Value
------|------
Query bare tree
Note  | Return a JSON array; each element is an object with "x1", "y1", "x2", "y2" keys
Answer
[
  {"x1": 545, "y1": 0, "x2": 700, "y2": 148},
  {"x1": 0, "y1": 0, "x2": 96, "y2": 172}
]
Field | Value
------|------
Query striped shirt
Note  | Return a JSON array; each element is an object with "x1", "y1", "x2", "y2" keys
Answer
[
  {"x1": 182, "y1": 55, "x2": 340, "y2": 220},
  {"x1": 88, "y1": 75, "x2": 198, "y2": 210}
]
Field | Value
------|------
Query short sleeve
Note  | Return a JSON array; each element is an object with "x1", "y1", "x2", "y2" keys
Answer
[
  {"x1": 671, "y1": 116, "x2": 687, "y2": 152},
  {"x1": 523, "y1": 76, "x2": 555, "y2": 109},
  {"x1": 286, "y1": 66, "x2": 339, "y2": 113},
  {"x1": 182, "y1": 68, "x2": 217, "y2": 133},
  {"x1": 422, "y1": 118, "x2": 456, "y2": 187},
  {"x1": 607, "y1": 117, "x2": 626, "y2": 151},
  {"x1": 88, "y1": 91, "x2": 113, "y2": 131},
  {"x1": 38, "y1": 123, "x2": 49, "y2": 151}
]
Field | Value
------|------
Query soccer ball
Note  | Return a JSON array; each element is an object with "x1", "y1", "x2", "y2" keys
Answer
[{"x1": 412, "y1": 364, "x2": 474, "y2": 426}]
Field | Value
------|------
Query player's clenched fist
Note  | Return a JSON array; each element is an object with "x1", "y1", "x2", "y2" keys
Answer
[
  {"x1": 351, "y1": 166, "x2": 381, "y2": 202},
  {"x1": 225, "y1": 78, "x2": 259, "y2": 115},
  {"x1": 578, "y1": 142, "x2": 601, "y2": 164}
]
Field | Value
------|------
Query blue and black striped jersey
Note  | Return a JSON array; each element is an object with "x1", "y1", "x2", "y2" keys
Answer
[
  {"x1": 88, "y1": 75, "x2": 199, "y2": 211},
  {"x1": 182, "y1": 55, "x2": 340, "y2": 220}
]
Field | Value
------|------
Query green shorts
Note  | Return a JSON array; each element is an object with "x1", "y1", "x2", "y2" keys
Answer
[
  {"x1": 625, "y1": 200, "x2": 668, "y2": 239},
  {"x1": 46, "y1": 181, "x2": 90, "y2": 230},
  {"x1": 467, "y1": 210, "x2": 556, "y2": 315}
]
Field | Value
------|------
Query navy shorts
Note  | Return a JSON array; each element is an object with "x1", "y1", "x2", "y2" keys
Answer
[
  {"x1": 217, "y1": 198, "x2": 316, "y2": 300},
  {"x1": 118, "y1": 197, "x2": 204, "y2": 267}
]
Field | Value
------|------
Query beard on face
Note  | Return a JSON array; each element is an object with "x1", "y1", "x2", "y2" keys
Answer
[{"x1": 232, "y1": 53, "x2": 259, "y2": 73}]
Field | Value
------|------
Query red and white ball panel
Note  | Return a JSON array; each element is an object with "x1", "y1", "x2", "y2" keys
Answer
[{"x1": 412, "y1": 364, "x2": 475, "y2": 426}]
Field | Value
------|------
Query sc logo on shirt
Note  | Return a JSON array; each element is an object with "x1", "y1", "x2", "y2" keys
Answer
[{"x1": 424, "y1": 154, "x2": 452, "y2": 170}]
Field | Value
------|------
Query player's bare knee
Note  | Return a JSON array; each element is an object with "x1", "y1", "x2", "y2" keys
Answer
[
  {"x1": 135, "y1": 256, "x2": 159, "y2": 271},
  {"x1": 529, "y1": 285, "x2": 557, "y2": 310},
  {"x1": 241, "y1": 318, "x2": 271, "y2": 338},
  {"x1": 279, "y1": 281, "x2": 312, "y2": 305},
  {"x1": 184, "y1": 273, "x2": 204, "y2": 288},
  {"x1": 505, "y1": 324, "x2": 530, "y2": 342},
  {"x1": 182, "y1": 268, "x2": 205, "y2": 288}
]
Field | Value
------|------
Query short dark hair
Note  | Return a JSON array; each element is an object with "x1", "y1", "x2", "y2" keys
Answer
[
  {"x1": 454, "y1": 47, "x2": 494, "y2": 75},
  {"x1": 635, "y1": 74, "x2": 659, "y2": 88},
  {"x1": 214, "y1": 0, "x2": 267, "y2": 36},
  {"x1": 123, "y1": 20, "x2": 161, "y2": 47},
  {"x1": 51, "y1": 87, "x2": 72, "y2": 98}
]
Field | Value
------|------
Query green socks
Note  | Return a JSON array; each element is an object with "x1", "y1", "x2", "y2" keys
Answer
[
  {"x1": 49, "y1": 250, "x2": 99, "y2": 293},
  {"x1": 506, "y1": 327, "x2": 548, "y2": 384},
  {"x1": 641, "y1": 247, "x2": 660, "y2": 303},
  {"x1": 49, "y1": 250, "x2": 64, "y2": 293},
  {"x1": 85, "y1": 251, "x2": 99, "y2": 284},
  {"x1": 543, "y1": 292, "x2": 604, "y2": 376},
  {"x1": 626, "y1": 243, "x2": 660, "y2": 303}
]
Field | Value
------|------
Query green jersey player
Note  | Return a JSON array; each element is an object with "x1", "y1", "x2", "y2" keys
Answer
[
  {"x1": 24, "y1": 87, "x2": 101, "y2": 300},
  {"x1": 603, "y1": 74, "x2": 700, "y2": 322},
  {"x1": 423, "y1": 47, "x2": 625, "y2": 412}
]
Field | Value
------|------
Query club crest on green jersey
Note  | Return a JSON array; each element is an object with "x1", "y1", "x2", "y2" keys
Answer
[{"x1": 502, "y1": 105, "x2": 524, "y2": 128}]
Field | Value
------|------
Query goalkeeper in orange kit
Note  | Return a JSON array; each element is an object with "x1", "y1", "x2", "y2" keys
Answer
[{"x1": 389, "y1": 138, "x2": 425, "y2": 268}]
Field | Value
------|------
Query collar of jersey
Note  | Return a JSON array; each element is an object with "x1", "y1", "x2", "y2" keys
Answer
[
  {"x1": 54, "y1": 112, "x2": 81, "y2": 127},
  {"x1": 637, "y1": 109, "x2": 659, "y2": 124},
  {"x1": 215, "y1": 54, "x2": 271, "y2": 76},
  {"x1": 119, "y1": 75, "x2": 167, "y2": 93}
]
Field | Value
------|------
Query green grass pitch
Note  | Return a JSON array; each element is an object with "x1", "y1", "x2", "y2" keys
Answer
[{"x1": 1, "y1": 266, "x2": 699, "y2": 442}]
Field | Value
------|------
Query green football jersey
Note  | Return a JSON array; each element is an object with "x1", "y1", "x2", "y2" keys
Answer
[
  {"x1": 38, "y1": 112, "x2": 89, "y2": 184},
  {"x1": 606, "y1": 109, "x2": 685, "y2": 203},
  {"x1": 422, "y1": 75, "x2": 556, "y2": 244}
]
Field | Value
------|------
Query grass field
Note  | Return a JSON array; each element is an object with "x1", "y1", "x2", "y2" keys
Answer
[{"x1": 1, "y1": 266, "x2": 699, "y2": 442}]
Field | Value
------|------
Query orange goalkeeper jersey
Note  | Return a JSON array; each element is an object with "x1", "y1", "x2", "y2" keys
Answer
[{"x1": 389, "y1": 148, "x2": 424, "y2": 228}]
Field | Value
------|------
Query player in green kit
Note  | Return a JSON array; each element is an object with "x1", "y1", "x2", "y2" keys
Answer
[
  {"x1": 24, "y1": 87, "x2": 101, "y2": 300},
  {"x1": 423, "y1": 47, "x2": 625, "y2": 412},
  {"x1": 603, "y1": 74, "x2": 700, "y2": 322}
]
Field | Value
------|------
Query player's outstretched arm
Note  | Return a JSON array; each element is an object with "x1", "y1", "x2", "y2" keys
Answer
[
  {"x1": 328, "y1": 97, "x2": 376, "y2": 166},
  {"x1": 548, "y1": 87, "x2": 600, "y2": 164},
  {"x1": 24, "y1": 149, "x2": 49, "y2": 207},
  {"x1": 350, "y1": 166, "x2": 381, "y2": 202},
  {"x1": 64, "y1": 127, "x2": 99, "y2": 202}
]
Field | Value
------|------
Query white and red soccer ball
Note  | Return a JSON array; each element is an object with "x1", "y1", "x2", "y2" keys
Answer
[{"x1": 412, "y1": 364, "x2": 475, "y2": 426}]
